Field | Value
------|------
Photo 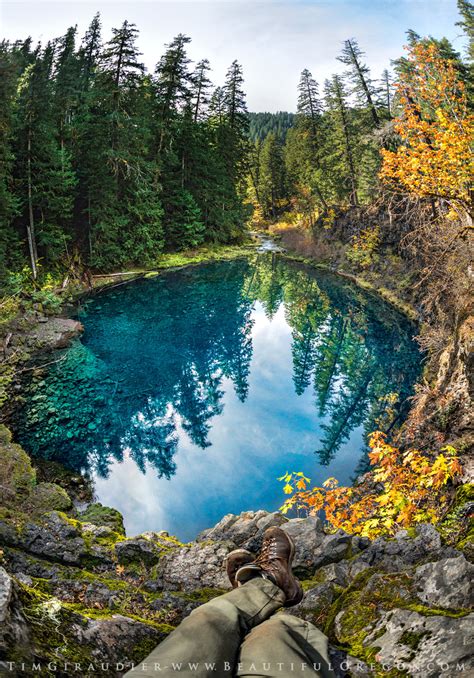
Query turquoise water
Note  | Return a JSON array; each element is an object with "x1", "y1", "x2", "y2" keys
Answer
[{"x1": 14, "y1": 256, "x2": 421, "y2": 540}]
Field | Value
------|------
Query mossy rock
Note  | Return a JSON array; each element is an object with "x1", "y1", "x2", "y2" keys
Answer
[
  {"x1": 29, "y1": 482, "x2": 72, "y2": 514},
  {"x1": 326, "y1": 570, "x2": 416, "y2": 664},
  {"x1": 0, "y1": 427, "x2": 36, "y2": 501},
  {"x1": 79, "y1": 502, "x2": 126, "y2": 536},
  {"x1": 0, "y1": 424, "x2": 13, "y2": 445}
]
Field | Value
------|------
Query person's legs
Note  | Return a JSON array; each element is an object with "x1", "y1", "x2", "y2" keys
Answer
[
  {"x1": 124, "y1": 577, "x2": 285, "y2": 677},
  {"x1": 236, "y1": 614, "x2": 335, "y2": 678}
]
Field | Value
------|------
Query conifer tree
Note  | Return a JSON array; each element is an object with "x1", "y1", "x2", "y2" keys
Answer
[
  {"x1": 338, "y1": 38, "x2": 381, "y2": 127},
  {"x1": 191, "y1": 58, "x2": 212, "y2": 122},
  {"x1": 324, "y1": 75, "x2": 359, "y2": 206},
  {"x1": 13, "y1": 43, "x2": 76, "y2": 275}
]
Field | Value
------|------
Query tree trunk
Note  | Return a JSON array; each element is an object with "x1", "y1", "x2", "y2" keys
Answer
[{"x1": 26, "y1": 127, "x2": 38, "y2": 279}]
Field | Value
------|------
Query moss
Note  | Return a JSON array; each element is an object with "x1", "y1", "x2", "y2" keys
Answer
[
  {"x1": 437, "y1": 482, "x2": 474, "y2": 552},
  {"x1": 79, "y1": 502, "x2": 126, "y2": 536},
  {"x1": 455, "y1": 483, "x2": 474, "y2": 503},
  {"x1": 0, "y1": 424, "x2": 13, "y2": 444},
  {"x1": 324, "y1": 570, "x2": 419, "y2": 667},
  {"x1": 0, "y1": 431, "x2": 36, "y2": 500},
  {"x1": 182, "y1": 587, "x2": 226, "y2": 603},
  {"x1": 131, "y1": 635, "x2": 164, "y2": 662},
  {"x1": 29, "y1": 482, "x2": 72, "y2": 513},
  {"x1": 404, "y1": 603, "x2": 471, "y2": 618},
  {"x1": 399, "y1": 629, "x2": 430, "y2": 650},
  {"x1": 300, "y1": 569, "x2": 328, "y2": 590}
]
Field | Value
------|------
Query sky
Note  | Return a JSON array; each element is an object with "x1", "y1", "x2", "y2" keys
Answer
[{"x1": 0, "y1": 0, "x2": 467, "y2": 111}]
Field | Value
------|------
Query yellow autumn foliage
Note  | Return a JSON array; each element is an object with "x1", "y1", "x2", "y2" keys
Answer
[
  {"x1": 380, "y1": 43, "x2": 473, "y2": 209},
  {"x1": 279, "y1": 431, "x2": 462, "y2": 539}
]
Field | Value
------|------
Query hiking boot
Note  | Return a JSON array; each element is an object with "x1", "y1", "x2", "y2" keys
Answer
[
  {"x1": 235, "y1": 527, "x2": 303, "y2": 607},
  {"x1": 225, "y1": 548, "x2": 255, "y2": 588}
]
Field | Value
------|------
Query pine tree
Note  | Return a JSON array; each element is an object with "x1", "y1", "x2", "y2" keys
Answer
[
  {"x1": 13, "y1": 43, "x2": 76, "y2": 275},
  {"x1": 258, "y1": 132, "x2": 286, "y2": 218},
  {"x1": 154, "y1": 33, "x2": 192, "y2": 152},
  {"x1": 78, "y1": 12, "x2": 101, "y2": 89},
  {"x1": 324, "y1": 75, "x2": 359, "y2": 206},
  {"x1": 191, "y1": 58, "x2": 212, "y2": 122},
  {"x1": 457, "y1": 0, "x2": 474, "y2": 62},
  {"x1": 0, "y1": 42, "x2": 21, "y2": 281},
  {"x1": 87, "y1": 22, "x2": 163, "y2": 267},
  {"x1": 53, "y1": 26, "x2": 81, "y2": 157},
  {"x1": 338, "y1": 38, "x2": 381, "y2": 127},
  {"x1": 380, "y1": 69, "x2": 393, "y2": 119}
]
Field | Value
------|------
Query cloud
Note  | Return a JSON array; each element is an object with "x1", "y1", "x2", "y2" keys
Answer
[{"x1": 1, "y1": 0, "x2": 465, "y2": 111}]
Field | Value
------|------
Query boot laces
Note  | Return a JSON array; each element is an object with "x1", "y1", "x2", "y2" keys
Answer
[{"x1": 255, "y1": 537, "x2": 279, "y2": 567}]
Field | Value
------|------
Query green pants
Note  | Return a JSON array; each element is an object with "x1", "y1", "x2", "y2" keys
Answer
[{"x1": 125, "y1": 578, "x2": 335, "y2": 677}]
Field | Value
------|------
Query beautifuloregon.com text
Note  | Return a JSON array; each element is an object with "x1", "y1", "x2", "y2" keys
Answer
[{"x1": 3, "y1": 660, "x2": 470, "y2": 673}]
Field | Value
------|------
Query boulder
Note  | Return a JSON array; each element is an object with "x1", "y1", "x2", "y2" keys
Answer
[
  {"x1": 0, "y1": 567, "x2": 12, "y2": 624},
  {"x1": 280, "y1": 516, "x2": 325, "y2": 575},
  {"x1": 29, "y1": 482, "x2": 72, "y2": 513},
  {"x1": 20, "y1": 511, "x2": 88, "y2": 565},
  {"x1": 198, "y1": 510, "x2": 288, "y2": 550},
  {"x1": 157, "y1": 540, "x2": 235, "y2": 591},
  {"x1": 0, "y1": 426, "x2": 36, "y2": 502},
  {"x1": 24, "y1": 317, "x2": 83, "y2": 351},
  {"x1": 365, "y1": 608, "x2": 474, "y2": 677},
  {"x1": 115, "y1": 532, "x2": 181, "y2": 566},
  {"x1": 351, "y1": 523, "x2": 460, "y2": 572},
  {"x1": 79, "y1": 503, "x2": 125, "y2": 536},
  {"x1": 290, "y1": 582, "x2": 336, "y2": 625},
  {"x1": 313, "y1": 529, "x2": 352, "y2": 569},
  {"x1": 0, "y1": 567, "x2": 31, "y2": 665},
  {"x1": 414, "y1": 555, "x2": 474, "y2": 610},
  {"x1": 317, "y1": 562, "x2": 350, "y2": 587}
]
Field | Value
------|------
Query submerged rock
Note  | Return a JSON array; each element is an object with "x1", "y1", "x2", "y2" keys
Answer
[{"x1": 23, "y1": 317, "x2": 83, "y2": 351}]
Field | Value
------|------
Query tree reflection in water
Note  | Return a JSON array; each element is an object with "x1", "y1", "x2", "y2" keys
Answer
[{"x1": 14, "y1": 256, "x2": 420, "y2": 482}]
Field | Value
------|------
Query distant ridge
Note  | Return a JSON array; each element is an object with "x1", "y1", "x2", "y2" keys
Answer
[{"x1": 248, "y1": 111, "x2": 296, "y2": 141}]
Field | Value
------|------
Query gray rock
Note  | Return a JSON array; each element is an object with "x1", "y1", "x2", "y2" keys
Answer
[
  {"x1": 317, "y1": 562, "x2": 350, "y2": 587},
  {"x1": 352, "y1": 523, "x2": 460, "y2": 572},
  {"x1": 199, "y1": 510, "x2": 288, "y2": 552},
  {"x1": 414, "y1": 556, "x2": 474, "y2": 610},
  {"x1": 0, "y1": 567, "x2": 31, "y2": 663},
  {"x1": 115, "y1": 532, "x2": 181, "y2": 566},
  {"x1": 157, "y1": 540, "x2": 235, "y2": 591},
  {"x1": 280, "y1": 516, "x2": 325, "y2": 575},
  {"x1": 0, "y1": 567, "x2": 12, "y2": 624},
  {"x1": 365, "y1": 608, "x2": 474, "y2": 677},
  {"x1": 13, "y1": 573, "x2": 33, "y2": 588},
  {"x1": 115, "y1": 538, "x2": 161, "y2": 566},
  {"x1": 348, "y1": 559, "x2": 372, "y2": 581},
  {"x1": 314, "y1": 529, "x2": 352, "y2": 569},
  {"x1": 77, "y1": 614, "x2": 164, "y2": 668},
  {"x1": 291, "y1": 583, "x2": 335, "y2": 623},
  {"x1": 21, "y1": 512, "x2": 88, "y2": 565}
]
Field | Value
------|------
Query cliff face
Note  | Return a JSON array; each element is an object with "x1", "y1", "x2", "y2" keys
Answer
[{"x1": 1, "y1": 428, "x2": 472, "y2": 678}]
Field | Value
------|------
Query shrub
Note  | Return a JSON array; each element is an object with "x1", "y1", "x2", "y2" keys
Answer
[{"x1": 279, "y1": 431, "x2": 462, "y2": 538}]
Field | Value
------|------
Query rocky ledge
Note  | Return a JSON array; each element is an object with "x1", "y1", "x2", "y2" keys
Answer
[{"x1": 0, "y1": 428, "x2": 473, "y2": 677}]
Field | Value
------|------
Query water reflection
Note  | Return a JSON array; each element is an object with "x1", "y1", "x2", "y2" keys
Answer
[{"x1": 14, "y1": 256, "x2": 420, "y2": 537}]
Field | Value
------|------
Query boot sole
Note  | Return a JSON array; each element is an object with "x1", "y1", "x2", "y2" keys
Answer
[{"x1": 226, "y1": 549, "x2": 255, "y2": 588}]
